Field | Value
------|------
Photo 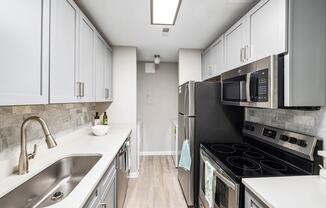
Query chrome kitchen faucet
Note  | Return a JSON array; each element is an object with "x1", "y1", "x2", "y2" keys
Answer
[{"x1": 18, "y1": 116, "x2": 57, "y2": 175}]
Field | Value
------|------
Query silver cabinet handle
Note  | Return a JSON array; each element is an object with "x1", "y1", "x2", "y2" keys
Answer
[
  {"x1": 240, "y1": 48, "x2": 245, "y2": 62},
  {"x1": 104, "y1": 88, "x2": 109, "y2": 99},
  {"x1": 244, "y1": 45, "x2": 250, "y2": 61},
  {"x1": 81, "y1": 82, "x2": 85, "y2": 97},
  {"x1": 76, "y1": 82, "x2": 81, "y2": 97},
  {"x1": 98, "y1": 203, "x2": 107, "y2": 208}
]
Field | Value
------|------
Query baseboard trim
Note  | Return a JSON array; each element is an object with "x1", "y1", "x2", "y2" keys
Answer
[
  {"x1": 129, "y1": 171, "x2": 139, "y2": 178},
  {"x1": 140, "y1": 151, "x2": 173, "y2": 156}
]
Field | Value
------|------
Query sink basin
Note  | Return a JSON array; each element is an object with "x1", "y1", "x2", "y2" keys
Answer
[{"x1": 0, "y1": 155, "x2": 102, "y2": 208}]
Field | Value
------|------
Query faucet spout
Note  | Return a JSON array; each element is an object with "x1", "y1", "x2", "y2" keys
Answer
[{"x1": 18, "y1": 116, "x2": 57, "y2": 175}]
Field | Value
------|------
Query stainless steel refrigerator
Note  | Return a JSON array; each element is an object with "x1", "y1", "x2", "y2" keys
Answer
[{"x1": 178, "y1": 81, "x2": 244, "y2": 207}]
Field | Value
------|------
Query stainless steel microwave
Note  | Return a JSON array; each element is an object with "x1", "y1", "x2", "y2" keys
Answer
[{"x1": 221, "y1": 55, "x2": 283, "y2": 109}]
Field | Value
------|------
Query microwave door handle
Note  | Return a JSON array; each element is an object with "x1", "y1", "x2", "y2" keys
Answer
[{"x1": 246, "y1": 73, "x2": 251, "y2": 102}]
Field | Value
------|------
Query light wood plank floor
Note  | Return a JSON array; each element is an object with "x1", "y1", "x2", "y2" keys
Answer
[{"x1": 123, "y1": 156, "x2": 188, "y2": 208}]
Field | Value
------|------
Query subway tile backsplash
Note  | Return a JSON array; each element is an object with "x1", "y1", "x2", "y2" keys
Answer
[
  {"x1": 0, "y1": 103, "x2": 95, "y2": 153},
  {"x1": 245, "y1": 107, "x2": 326, "y2": 149}
]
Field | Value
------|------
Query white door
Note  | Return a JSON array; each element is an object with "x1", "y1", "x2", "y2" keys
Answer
[
  {"x1": 246, "y1": 0, "x2": 287, "y2": 62},
  {"x1": 104, "y1": 47, "x2": 113, "y2": 102},
  {"x1": 95, "y1": 35, "x2": 106, "y2": 102},
  {"x1": 79, "y1": 14, "x2": 95, "y2": 102},
  {"x1": 224, "y1": 17, "x2": 247, "y2": 70},
  {"x1": 0, "y1": 0, "x2": 49, "y2": 106},
  {"x1": 50, "y1": 0, "x2": 79, "y2": 103}
]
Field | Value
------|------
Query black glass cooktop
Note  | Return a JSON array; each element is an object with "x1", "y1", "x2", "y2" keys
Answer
[{"x1": 201, "y1": 143, "x2": 309, "y2": 182}]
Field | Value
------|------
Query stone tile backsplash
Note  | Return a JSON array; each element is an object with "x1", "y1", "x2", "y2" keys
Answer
[
  {"x1": 245, "y1": 107, "x2": 326, "y2": 149},
  {"x1": 0, "y1": 103, "x2": 95, "y2": 153}
]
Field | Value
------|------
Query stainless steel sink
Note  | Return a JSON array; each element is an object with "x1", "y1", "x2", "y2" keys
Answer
[{"x1": 0, "y1": 155, "x2": 102, "y2": 208}]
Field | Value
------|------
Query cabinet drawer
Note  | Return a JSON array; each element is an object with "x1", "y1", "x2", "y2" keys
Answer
[
  {"x1": 245, "y1": 188, "x2": 268, "y2": 208},
  {"x1": 84, "y1": 188, "x2": 101, "y2": 208},
  {"x1": 99, "y1": 160, "x2": 116, "y2": 195}
]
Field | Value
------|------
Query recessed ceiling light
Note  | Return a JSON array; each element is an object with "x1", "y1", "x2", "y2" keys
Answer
[{"x1": 151, "y1": 0, "x2": 182, "y2": 25}]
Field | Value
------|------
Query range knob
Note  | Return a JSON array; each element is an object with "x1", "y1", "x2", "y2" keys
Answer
[
  {"x1": 280, "y1": 135, "x2": 289, "y2": 141},
  {"x1": 297, "y1": 140, "x2": 308, "y2": 147},
  {"x1": 245, "y1": 124, "x2": 255, "y2": 131},
  {"x1": 289, "y1": 137, "x2": 297, "y2": 144}
]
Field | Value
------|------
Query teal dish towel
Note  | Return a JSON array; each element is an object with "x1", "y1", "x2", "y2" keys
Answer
[{"x1": 179, "y1": 140, "x2": 191, "y2": 171}]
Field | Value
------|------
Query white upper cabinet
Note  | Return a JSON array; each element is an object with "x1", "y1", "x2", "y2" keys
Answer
[
  {"x1": 202, "y1": 35, "x2": 225, "y2": 80},
  {"x1": 78, "y1": 14, "x2": 96, "y2": 102},
  {"x1": 95, "y1": 35, "x2": 106, "y2": 102},
  {"x1": 104, "y1": 47, "x2": 113, "y2": 102},
  {"x1": 0, "y1": 0, "x2": 50, "y2": 106},
  {"x1": 246, "y1": 0, "x2": 287, "y2": 62},
  {"x1": 210, "y1": 36, "x2": 225, "y2": 76},
  {"x1": 201, "y1": 50, "x2": 209, "y2": 80},
  {"x1": 206, "y1": 0, "x2": 287, "y2": 75},
  {"x1": 49, "y1": 0, "x2": 79, "y2": 103},
  {"x1": 224, "y1": 17, "x2": 247, "y2": 70}
]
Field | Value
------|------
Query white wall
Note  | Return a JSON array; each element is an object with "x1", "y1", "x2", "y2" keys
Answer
[
  {"x1": 105, "y1": 46, "x2": 138, "y2": 175},
  {"x1": 137, "y1": 62, "x2": 178, "y2": 154},
  {"x1": 178, "y1": 49, "x2": 202, "y2": 85}
]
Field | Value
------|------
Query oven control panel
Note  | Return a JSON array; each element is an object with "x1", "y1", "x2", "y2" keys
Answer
[
  {"x1": 263, "y1": 128, "x2": 277, "y2": 139},
  {"x1": 243, "y1": 122, "x2": 320, "y2": 161}
]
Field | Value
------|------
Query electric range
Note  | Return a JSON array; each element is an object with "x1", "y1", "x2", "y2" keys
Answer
[{"x1": 199, "y1": 122, "x2": 323, "y2": 208}]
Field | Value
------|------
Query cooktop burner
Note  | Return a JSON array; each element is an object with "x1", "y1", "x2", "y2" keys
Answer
[
  {"x1": 232, "y1": 144, "x2": 251, "y2": 151},
  {"x1": 226, "y1": 156, "x2": 261, "y2": 171},
  {"x1": 211, "y1": 144, "x2": 236, "y2": 154},
  {"x1": 260, "y1": 160, "x2": 288, "y2": 171},
  {"x1": 244, "y1": 151, "x2": 265, "y2": 159},
  {"x1": 201, "y1": 142, "x2": 309, "y2": 182}
]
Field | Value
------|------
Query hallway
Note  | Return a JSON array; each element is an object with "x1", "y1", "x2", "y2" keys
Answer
[{"x1": 124, "y1": 156, "x2": 188, "y2": 208}]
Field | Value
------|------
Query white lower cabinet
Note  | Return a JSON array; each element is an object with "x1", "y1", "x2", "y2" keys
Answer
[
  {"x1": 245, "y1": 188, "x2": 268, "y2": 208},
  {"x1": 84, "y1": 162, "x2": 116, "y2": 208}
]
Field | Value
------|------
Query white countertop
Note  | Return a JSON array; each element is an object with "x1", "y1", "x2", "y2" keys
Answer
[
  {"x1": 242, "y1": 176, "x2": 326, "y2": 208},
  {"x1": 0, "y1": 124, "x2": 132, "y2": 208}
]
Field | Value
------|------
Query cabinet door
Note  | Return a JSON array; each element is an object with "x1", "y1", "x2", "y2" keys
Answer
[
  {"x1": 95, "y1": 35, "x2": 106, "y2": 102},
  {"x1": 201, "y1": 50, "x2": 209, "y2": 80},
  {"x1": 79, "y1": 14, "x2": 95, "y2": 102},
  {"x1": 99, "y1": 176, "x2": 116, "y2": 208},
  {"x1": 209, "y1": 36, "x2": 225, "y2": 76},
  {"x1": 50, "y1": 0, "x2": 79, "y2": 103},
  {"x1": 0, "y1": 0, "x2": 49, "y2": 106},
  {"x1": 246, "y1": 0, "x2": 287, "y2": 62},
  {"x1": 224, "y1": 18, "x2": 247, "y2": 70},
  {"x1": 104, "y1": 47, "x2": 113, "y2": 102}
]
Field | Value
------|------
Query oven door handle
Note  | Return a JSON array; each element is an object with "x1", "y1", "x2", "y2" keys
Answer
[
  {"x1": 214, "y1": 170, "x2": 236, "y2": 191},
  {"x1": 246, "y1": 73, "x2": 251, "y2": 102}
]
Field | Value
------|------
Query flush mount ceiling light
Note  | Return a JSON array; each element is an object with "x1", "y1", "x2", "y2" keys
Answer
[
  {"x1": 154, "y1": 55, "x2": 160, "y2": 64},
  {"x1": 151, "y1": 0, "x2": 182, "y2": 25}
]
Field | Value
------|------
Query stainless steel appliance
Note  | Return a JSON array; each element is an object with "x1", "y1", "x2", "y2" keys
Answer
[
  {"x1": 221, "y1": 55, "x2": 283, "y2": 109},
  {"x1": 116, "y1": 136, "x2": 131, "y2": 208},
  {"x1": 178, "y1": 81, "x2": 244, "y2": 207},
  {"x1": 199, "y1": 122, "x2": 323, "y2": 208}
]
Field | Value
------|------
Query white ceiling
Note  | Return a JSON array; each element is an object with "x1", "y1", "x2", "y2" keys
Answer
[{"x1": 75, "y1": 0, "x2": 257, "y2": 62}]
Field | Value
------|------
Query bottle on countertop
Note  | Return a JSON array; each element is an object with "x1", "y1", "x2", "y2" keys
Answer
[
  {"x1": 103, "y1": 112, "x2": 108, "y2": 125},
  {"x1": 94, "y1": 112, "x2": 101, "y2": 126}
]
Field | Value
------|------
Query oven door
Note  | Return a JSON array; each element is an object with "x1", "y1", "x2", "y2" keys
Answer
[
  {"x1": 199, "y1": 150, "x2": 215, "y2": 208},
  {"x1": 213, "y1": 169, "x2": 238, "y2": 208}
]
